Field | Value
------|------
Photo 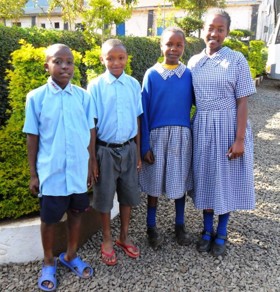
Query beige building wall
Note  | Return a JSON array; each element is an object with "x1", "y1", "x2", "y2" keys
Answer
[{"x1": 4, "y1": 0, "x2": 261, "y2": 36}]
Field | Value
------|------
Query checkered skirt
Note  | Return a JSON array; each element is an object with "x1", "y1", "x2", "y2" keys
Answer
[
  {"x1": 139, "y1": 126, "x2": 193, "y2": 199},
  {"x1": 192, "y1": 108, "x2": 255, "y2": 214}
]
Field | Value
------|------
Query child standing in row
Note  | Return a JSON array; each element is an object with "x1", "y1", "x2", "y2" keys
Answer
[
  {"x1": 187, "y1": 10, "x2": 256, "y2": 257},
  {"x1": 140, "y1": 27, "x2": 194, "y2": 249},
  {"x1": 87, "y1": 39, "x2": 142, "y2": 265},
  {"x1": 23, "y1": 44, "x2": 94, "y2": 291}
]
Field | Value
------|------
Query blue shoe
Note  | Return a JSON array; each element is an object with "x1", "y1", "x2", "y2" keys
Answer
[
  {"x1": 59, "y1": 252, "x2": 94, "y2": 278},
  {"x1": 38, "y1": 258, "x2": 57, "y2": 292}
]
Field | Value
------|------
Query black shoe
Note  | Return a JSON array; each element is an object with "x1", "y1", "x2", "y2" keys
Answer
[
  {"x1": 147, "y1": 227, "x2": 163, "y2": 250},
  {"x1": 211, "y1": 234, "x2": 227, "y2": 257},
  {"x1": 175, "y1": 224, "x2": 191, "y2": 246},
  {"x1": 196, "y1": 231, "x2": 214, "y2": 252}
]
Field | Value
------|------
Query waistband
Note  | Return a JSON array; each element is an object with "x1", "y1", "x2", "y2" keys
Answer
[{"x1": 96, "y1": 138, "x2": 134, "y2": 148}]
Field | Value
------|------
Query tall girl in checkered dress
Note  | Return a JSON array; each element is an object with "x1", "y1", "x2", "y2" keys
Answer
[
  {"x1": 187, "y1": 10, "x2": 256, "y2": 257},
  {"x1": 140, "y1": 27, "x2": 194, "y2": 249}
]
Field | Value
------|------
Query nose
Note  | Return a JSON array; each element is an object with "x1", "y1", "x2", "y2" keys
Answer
[
  {"x1": 61, "y1": 61, "x2": 68, "y2": 69},
  {"x1": 210, "y1": 29, "x2": 218, "y2": 36}
]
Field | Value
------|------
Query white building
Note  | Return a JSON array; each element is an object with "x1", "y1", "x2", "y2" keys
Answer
[{"x1": 4, "y1": 0, "x2": 262, "y2": 37}]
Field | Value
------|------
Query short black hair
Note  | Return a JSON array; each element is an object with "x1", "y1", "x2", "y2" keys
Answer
[
  {"x1": 206, "y1": 9, "x2": 231, "y2": 30},
  {"x1": 101, "y1": 39, "x2": 127, "y2": 55},
  {"x1": 160, "y1": 26, "x2": 186, "y2": 44}
]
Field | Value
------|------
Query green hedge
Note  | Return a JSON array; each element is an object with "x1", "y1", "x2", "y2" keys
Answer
[{"x1": 224, "y1": 30, "x2": 267, "y2": 79}]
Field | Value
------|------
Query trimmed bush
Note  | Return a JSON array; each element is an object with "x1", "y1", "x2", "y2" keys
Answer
[{"x1": 224, "y1": 32, "x2": 267, "y2": 79}]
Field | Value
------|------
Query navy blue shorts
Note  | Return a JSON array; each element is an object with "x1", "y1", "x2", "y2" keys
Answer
[{"x1": 40, "y1": 193, "x2": 90, "y2": 224}]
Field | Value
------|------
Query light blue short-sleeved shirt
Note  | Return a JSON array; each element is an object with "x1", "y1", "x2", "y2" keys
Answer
[
  {"x1": 87, "y1": 70, "x2": 143, "y2": 143},
  {"x1": 23, "y1": 77, "x2": 95, "y2": 196}
]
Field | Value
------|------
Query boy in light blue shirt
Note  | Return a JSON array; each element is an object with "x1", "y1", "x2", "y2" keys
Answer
[
  {"x1": 87, "y1": 39, "x2": 142, "y2": 266},
  {"x1": 23, "y1": 44, "x2": 94, "y2": 291}
]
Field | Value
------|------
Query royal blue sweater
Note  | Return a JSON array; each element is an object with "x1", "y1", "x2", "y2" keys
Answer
[{"x1": 141, "y1": 65, "x2": 194, "y2": 158}]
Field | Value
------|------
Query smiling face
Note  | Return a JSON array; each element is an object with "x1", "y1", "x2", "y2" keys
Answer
[
  {"x1": 44, "y1": 45, "x2": 74, "y2": 89},
  {"x1": 100, "y1": 44, "x2": 128, "y2": 78},
  {"x1": 161, "y1": 30, "x2": 185, "y2": 65},
  {"x1": 203, "y1": 14, "x2": 229, "y2": 55}
]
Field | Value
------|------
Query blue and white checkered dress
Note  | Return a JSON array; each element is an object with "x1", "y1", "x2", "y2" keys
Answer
[
  {"x1": 188, "y1": 47, "x2": 256, "y2": 215},
  {"x1": 139, "y1": 63, "x2": 193, "y2": 200}
]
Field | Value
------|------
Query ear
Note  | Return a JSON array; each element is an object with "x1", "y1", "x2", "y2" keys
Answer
[
  {"x1": 44, "y1": 63, "x2": 49, "y2": 72},
  {"x1": 226, "y1": 29, "x2": 230, "y2": 37},
  {"x1": 99, "y1": 56, "x2": 104, "y2": 65}
]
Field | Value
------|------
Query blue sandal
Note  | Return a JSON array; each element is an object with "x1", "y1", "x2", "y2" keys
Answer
[
  {"x1": 38, "y1": 259, "x2": 57, "y2": 292},
  {"x1": 59, "y1": 252, "x2": 94, "y2": 279}
]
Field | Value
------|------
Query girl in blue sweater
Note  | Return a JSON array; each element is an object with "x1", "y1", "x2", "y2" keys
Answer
[{"x1": 140, "y1": 27, "x2": 194, "y2": 249}]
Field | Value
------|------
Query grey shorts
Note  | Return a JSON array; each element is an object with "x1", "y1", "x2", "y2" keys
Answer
[{"x1": 93, "y1": 141, "x2": 140, "y2": 213}]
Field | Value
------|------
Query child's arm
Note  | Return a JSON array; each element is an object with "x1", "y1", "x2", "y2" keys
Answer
[
  {"x1": 26, "y1": 133, "x2": 39, "y2": 195},
  {"x1": 135, "y1": 116, "x2": 142, "y2": 171},
  {"x1": 227, "y1": 96, "x2": 248, "y2": 160},
  {"x1": 88, "y1": 127, "x2": 99, "y2": 184}
]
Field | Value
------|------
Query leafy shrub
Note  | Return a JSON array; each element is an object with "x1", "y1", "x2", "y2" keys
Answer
[
  {"x1": 175, "y1": 16, "x2": 204, "y2": 37},
  {"x1": 223, "y1": 38, "x2": 249, "y2": 58},
  {"x1": 0, "y1": 41, "x2": 82, "y2": 220},
  {"x1": 224, "y1": 31, "x2": 267, "y2": 78},
  {"x1": 248, "y1": 40, "x2": 267, "y2": 76}
]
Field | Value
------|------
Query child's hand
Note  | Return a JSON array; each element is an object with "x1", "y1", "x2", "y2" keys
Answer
[
  {"x1": 144, "y1": 150, "x2": 155, "y2": 164},
  {"x1": 137, "y1": 158, "x2": 142, "y2": 172},
  {"x1": 92, "y1": 159, "x2": 99, "y2": 183},
  {"x1": 227, "y1": 139, "x2": 244, "y2": 160},
  {"x1": 87, "y1": 174, "x2": 94, "y2": 190},
  {"x1": 29, "y1": 175, "x2": 39, "y2": 195}
]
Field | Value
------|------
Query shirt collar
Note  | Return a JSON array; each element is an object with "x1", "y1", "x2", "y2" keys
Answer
[
  {"x1": 154, "y1": 62, "x2": 187, "y2": 80},
  {"x1": 198, "y1": 46, "x2": 229, "y2": 67},
  {"x1": 47, "y1": 77, "x2": 73, "y2": 94},
  {"x1": 103, "y1": 70, "x2": 126, "y2": 84}
]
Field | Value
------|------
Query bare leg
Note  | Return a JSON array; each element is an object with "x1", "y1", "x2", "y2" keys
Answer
[
  {"x1": 40, "y1": 221, "x2": 56, "y2": 289},
  {"x1": 62, "y1": 210, "x2": 91, "y2": 277},
  {"x1": 148, "y1": 195, "x2": 158, "y2": 207},
  {"x1": 41, "y1": 222, "x2": 55, "y2": 265},
  {"x1": 119, "y1": 205, "x2": 131, "y2": 243},
  {"x1": 117, "y1": 204, "x2": 139, "y2": 256},
  {"x1": 100, "y1": 212, "x2": 116, "y2": 264}
]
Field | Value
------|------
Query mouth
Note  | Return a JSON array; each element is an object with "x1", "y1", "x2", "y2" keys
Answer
[
  {"x1": 208, "y1": 39, "x2": 219, "y2": 44},
  {"x1": 60, "y1": 73, "x2": 71, "y2": 77}
]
